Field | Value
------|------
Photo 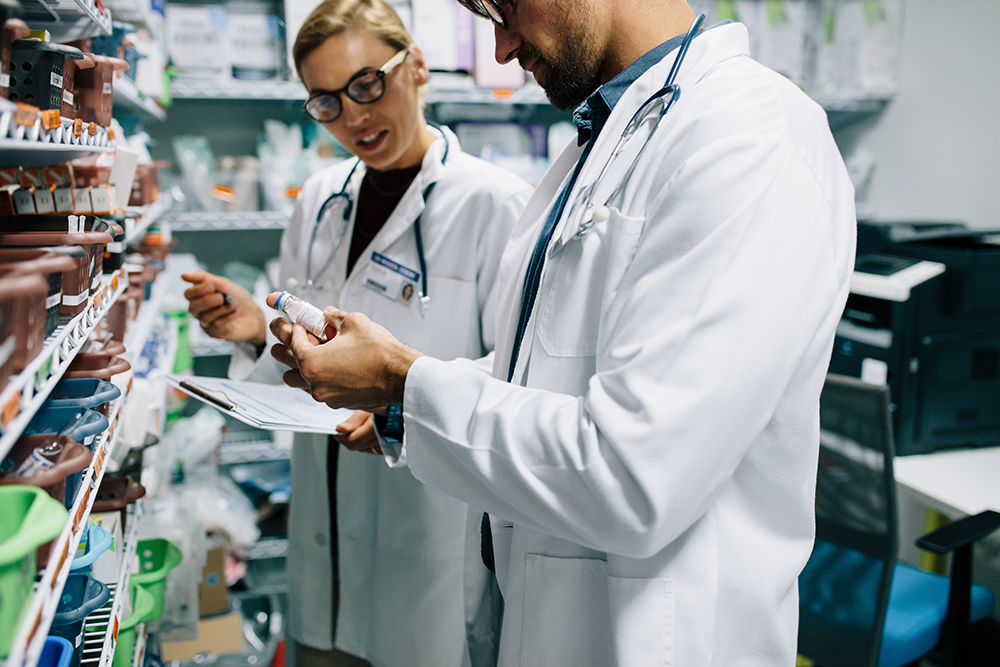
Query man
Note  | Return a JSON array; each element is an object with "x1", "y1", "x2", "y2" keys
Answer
[{"x1": 268, "y1": 0, "x2": 857, "y2": 665}]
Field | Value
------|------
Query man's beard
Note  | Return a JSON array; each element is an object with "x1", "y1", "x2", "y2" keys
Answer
[{"x1": 519, "y1": 27, "x2": 602, "y2": 110}]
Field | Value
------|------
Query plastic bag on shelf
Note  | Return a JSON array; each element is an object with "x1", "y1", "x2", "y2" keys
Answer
[{"x1": 183, "y1": 474, "x2": 261, "y2": 551}]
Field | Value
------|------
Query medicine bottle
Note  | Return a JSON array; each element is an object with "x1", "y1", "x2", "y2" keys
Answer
[
  {"x1": 13, "y1": 439, "x2": 64, "y2": 477},
  {"x1": 274, "y1": 291, "x2": 329, "y2": 340}
]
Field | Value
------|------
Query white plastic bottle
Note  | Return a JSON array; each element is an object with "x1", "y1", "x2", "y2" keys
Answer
[
  {"x1": 274, "y1": 291, "x2": 329, "y2": 340},
  {"x1": 13, "y1": 439, "x2": 64, "y2": 477}
]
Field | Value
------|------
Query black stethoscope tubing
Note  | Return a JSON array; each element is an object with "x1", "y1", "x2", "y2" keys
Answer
[{"x1": 306, "y1": 122, "x2": 450, "y2": 305}]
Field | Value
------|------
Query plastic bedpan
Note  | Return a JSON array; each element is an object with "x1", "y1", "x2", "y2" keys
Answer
[
  {"x1": 38, "y1": 636, "x2": 74, "y2": 667},
  {"x1": 92, "y1": 477, "x2": 145, "y2": 528},
  {"x1": 69, "y1": 522, "x2": 112, "y2": 574},
  {"x1": 25, "y1": 406, "x2": 109, "y2": 451},
  {"x1": 130, "y1": 538, "x2": 182, "y2": 621},
  {"x1": 49, "y1": 573, "x2": 111, "y2": 667},
  {"x1": 46, "y1": 379, "x2": 121, "y2": 418},
  {"x1": 0, "y1": 486, "x2": 68, "y2": 657},
  {"x1": 111, "y1": 583, "x2": 155, "y2": 667},
  {"x1": 0, "y1": 435, "x2": 92, "y2": 513}
]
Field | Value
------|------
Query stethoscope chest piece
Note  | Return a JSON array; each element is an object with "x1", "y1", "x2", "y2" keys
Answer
[{"x1": 575, "y1": 205, "x2": 611, "y2": 239}]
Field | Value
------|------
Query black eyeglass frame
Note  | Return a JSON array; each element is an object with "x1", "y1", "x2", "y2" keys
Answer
[
  {"x1": 479, "y1": 0, "x2": 508, "y2": 29},
  {"x1": 303, "y1": 47, "x2": 411, "y2": 123}
]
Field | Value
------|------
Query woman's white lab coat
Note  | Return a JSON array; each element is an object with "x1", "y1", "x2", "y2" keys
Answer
[
  {"x1": 385, "y1": 24, "x2": 857, "y2": 666},
  {"x1": 229, "y1": 126, "x2": 531, "y2": 667}
]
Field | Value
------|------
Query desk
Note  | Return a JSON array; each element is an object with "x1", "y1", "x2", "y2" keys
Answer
[{"x1": 894, "y1": 446, "x2": 1000, "y2": 518}]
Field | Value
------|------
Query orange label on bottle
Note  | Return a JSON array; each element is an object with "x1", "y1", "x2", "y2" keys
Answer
[
  {"x1": 40, "y1": 109, "x2": 61, "y2": 130},
  {"x1": 73, "y1": 118, "x2": 83, "y2": 136},
  {"x1": 88, "y1": 122, "x2": 98, "y2": 136}
]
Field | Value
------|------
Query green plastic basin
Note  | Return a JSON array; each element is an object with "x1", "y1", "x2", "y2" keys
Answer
[
  {"x1": 0, "y1": 485, "x2": 68, "y2": 657},
  {"x1": 111, "y1": 583, "x2": 155, "y2": 667},
  {"x1": 129, "y1": 538, "x2": 181, "y2": 622}
]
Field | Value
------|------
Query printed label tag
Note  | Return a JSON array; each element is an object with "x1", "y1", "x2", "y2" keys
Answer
[
  {"x1": 103, "y1": 82, "x2": 112, "y2": 94},
  {"x1": 63, "y1": 89, "x2": 74, "y2": 105},
  {"x1": 361, "y1": 251, "x2": 420, "y2": 304},
  {"x1": 0, "y1": 73, "x2": 9, "y2": 87},
  {"x1": 50, "y1": 72, "x2": 63, "y2": 88}
]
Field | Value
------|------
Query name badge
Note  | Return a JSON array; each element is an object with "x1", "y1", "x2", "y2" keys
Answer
[{"x1": 362, "y1": 251, "x2": 419, "y2": 304}]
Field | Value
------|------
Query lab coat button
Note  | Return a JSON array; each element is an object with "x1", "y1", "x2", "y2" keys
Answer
[{"x1": 315, "y1": 532, "x2": 326, "y2": 545}]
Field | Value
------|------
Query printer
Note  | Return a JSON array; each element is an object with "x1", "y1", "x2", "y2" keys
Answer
[{"x1": 829, "y1": 221, "x2": 1000, "y2": 455}]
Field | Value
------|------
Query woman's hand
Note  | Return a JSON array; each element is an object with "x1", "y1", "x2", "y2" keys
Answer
[{"x1": 182, "y1": 271, "x2": 267, "y2": 346}]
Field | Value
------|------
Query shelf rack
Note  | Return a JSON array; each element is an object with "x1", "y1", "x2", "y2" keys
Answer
[
  {"x1": 164, "y1": 210, "x2": 288, "y2": 232},
  {"x1": 113, "y1": 75, "x2": 166, "y2": 122},
  {"x1": 4, "y1": 370, "x2": 127, "y2": 667},
  {"x1": 16, "y1": 0, "x2": 112, "y2": 42},
  {"x1": 0, "y1": 267, "x2": 128, "y2": 460},
  {"x1": 123, "y1": 195, "x2": 172, "y2": 245},
  {"x1": 0, "y1": 102, "x2": 115, "y2": 169}
]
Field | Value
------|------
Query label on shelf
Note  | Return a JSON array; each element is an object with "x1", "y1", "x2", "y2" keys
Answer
[
  {"x1": 74, "y1": 118, "x2": 83, "y2": 136},
  {"x1": 41, "y1": 110, "x2": 61, "y2": 131},
  {"x1": 14, "y1": 103, "x2": 38, "y2": 127},
  {"x1": 1, "y1": 389, "x2": 19, "y2": 427}
]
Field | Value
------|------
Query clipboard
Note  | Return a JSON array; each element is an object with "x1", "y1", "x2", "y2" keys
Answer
[{"x1": 166, "y1": 374, "x2": 354, "y2": 433}]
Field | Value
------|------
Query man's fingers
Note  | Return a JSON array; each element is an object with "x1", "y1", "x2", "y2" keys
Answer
[
  {"x1": 180, "y1": 270, "x2": 209, "y2": 284},
  {"x1": 271, "y1": 343, "x2": 297, "y2": 369},
  {"x1": 336, "y1": 410, "x2": 371, "y2": 433},
  {"x1": 282, "y1": 368, "x2": 310, "y2": 390},
  {"x1": 288, "y1": 323, "x2": 317, "y2": 359},
  {"x1": 270, "y1": 317, "x2": 293, "y2": 345}
]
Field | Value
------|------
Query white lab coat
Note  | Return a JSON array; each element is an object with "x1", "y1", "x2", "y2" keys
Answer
[
  {"x1": 385, "y1": 24, "x2": 856, "y2": 666},
  {"x1": 229, "y1": 126, "x2": 531, "y2": 667}
]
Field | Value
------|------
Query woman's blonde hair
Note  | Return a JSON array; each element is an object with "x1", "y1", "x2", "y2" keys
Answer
[{"x1": 293, "y1": 0, "x2": 413, "y2": 81}]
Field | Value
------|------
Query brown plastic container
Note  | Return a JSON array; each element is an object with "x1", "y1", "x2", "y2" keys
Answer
[
  {"x1": 0, "y1": 272, "x2": 47, "y2": 393},
  {"x1": 0, "y1": 435, "x2": 92, "y2": 566},
  {"x1": 128, "y1": 162, "x2": 168, "y2": 206},
  {"x1": 64, "y1": 352, "x2": 130, "y2": 381},
  {"x1": 92, "y1": 476, "x2": 145, "y2": 528},
  {"x1": 1, "y1": 245, "x2": 91, "y2": 317},
  {"x1": 72, "y1": 54, "x2": 127, "y2": 126},
  {"x1": 0, "y1": 228, "x2": 113, "y2": 301},
  {"x1": 0, "y1": 249, "x2": 76, "y2": 336},
  {"x1": 1, "y1": 19, "x2": 29, "y2": 100}
]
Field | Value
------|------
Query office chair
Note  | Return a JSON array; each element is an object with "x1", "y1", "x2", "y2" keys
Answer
[{"x1": 798, "y1": 374, "x2": 1000, "y2": 667}]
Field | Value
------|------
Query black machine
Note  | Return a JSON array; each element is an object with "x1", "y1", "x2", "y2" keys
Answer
[{"x1": 829, "y1": 221, "x2": 1000, "y2": 455}]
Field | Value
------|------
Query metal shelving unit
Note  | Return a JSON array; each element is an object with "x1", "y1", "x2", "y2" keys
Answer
[
  {"x1": 163, "y1": 210, "x2": 288, "y2": 232},
  {"x1": 0, "y1": 267, "x2": 128, "y2": 460},
  {"x1": 0, "y1": 102, "x2": 115, "y2": 169},
  {"x1": 113, "y1": 75, "x2": 166, "y2": 122},
  {"x1": 123, "y1": 195, "x2": 173, "y2": 245},
  {"x1": 16, "y1": 0, "x2": 112, "y2": 41}
]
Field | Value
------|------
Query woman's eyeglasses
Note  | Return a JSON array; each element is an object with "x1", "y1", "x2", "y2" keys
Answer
[{"x1": 303, "y1": 47, "x2": 410, "y2": 123}]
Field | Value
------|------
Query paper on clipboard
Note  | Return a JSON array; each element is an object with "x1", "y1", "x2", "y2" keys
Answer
[{"x1": 165, "y1": 374, "x2": 353, "y2": 433}]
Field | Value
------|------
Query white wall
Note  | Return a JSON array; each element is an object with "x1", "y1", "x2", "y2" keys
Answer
[{"x1": 834, "y1": 0, "x2": 1000, "y2": 230}]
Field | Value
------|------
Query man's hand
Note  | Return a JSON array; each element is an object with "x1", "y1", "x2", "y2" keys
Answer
[
  {"x1": 265, "y1": 293, "x2": 423, "y2": 411},
  {"x1": 182, "y1": 271, "x2": 267, "y2": 346},
  {"x1": 334, "y1": 410, "x2": 382, "y2": 455}
]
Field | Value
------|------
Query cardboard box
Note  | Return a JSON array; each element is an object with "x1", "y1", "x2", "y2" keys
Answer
[
  {"x1": 199, "y1": 546, "x2": 228, "y2": 617},
  {"x1": 160, "y1": 612, "x2": 245, "y2": 662}
]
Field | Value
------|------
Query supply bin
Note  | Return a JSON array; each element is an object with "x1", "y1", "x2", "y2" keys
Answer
[
  {"x1": 0, "y1": 434, "x2": 92, "y2": 511},
  {"x1": 8, "y1": 39, "x2": 83, "y2": 109},
  {"x1": 93, "y1": 476, "x2": 145, "y2": 527},
  {"x1": 0, "y1": 271, "x2": 48, "y2": 392},
  {"x1": 48, "y1": 573, "x2": 110, "y2": 667},
  {"x1": 38, "y1": 636, "x2": 74, "y2": 667},
  {"x1": 46, "y1": 378, "x2": 121, "y2": 417},
  {"x1": 112, "y1": 583, "x2": 155, "y2": 667},
  {"x1": 0, "y1": 485, "x2": 67, "y2": 657},
  {"x1": 73, "y1": 54, "x2": 128, "y2": 126},
  {"x1": 69, "y1": 521, "x2": 111, "y2": 574},
  {"x1": 26, "y1": 405, "x2": 109, "y2": 451},
  {"x1": 64, "y1": 352, "x2": 130, "y2": 382},
  {"x1": 0, "y1": 248, "x2": 76, "y2": 336},
  {"x1": 130, "y1": 538, "x2": 181, "y2": 621},
  {"x1": 0, "y1": 227, "x2": 114, "y2": 298},
  {"x1": 1, "y1": 19, "x2": 30, "y2": 100},
  {"x1": 0, "y1": 246, "x2": 90, "y2": 317}
]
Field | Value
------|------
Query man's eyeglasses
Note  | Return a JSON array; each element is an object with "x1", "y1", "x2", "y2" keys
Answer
[
  {"x1": 303, "y1": 48, "x2": 410, "y2": 123},
  {"x1": 479, "y1": 0, "x2": 508, "y2": 29}
]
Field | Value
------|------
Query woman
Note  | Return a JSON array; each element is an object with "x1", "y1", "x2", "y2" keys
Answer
[{"x1": 182, "y1": 2, "x2": 531, "y2": 665}]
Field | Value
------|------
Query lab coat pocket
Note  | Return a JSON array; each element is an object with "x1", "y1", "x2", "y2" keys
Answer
[
  {"x1": 521, "y1": 554, "x2": 614, "y2": 667},
  {"x1": 608, "y1": 574, "x2": 674, "y2": 667},
  {"x1": 537, "y1": 208, "x2": 645, "y2": 358}
]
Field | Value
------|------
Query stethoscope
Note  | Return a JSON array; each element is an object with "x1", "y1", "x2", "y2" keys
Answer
[
  {"x1": 564, "y1": 13, "x2": 704, "y2": 239},
  {"x1": 296, "y1": 122, "x2": 451, "y2": 313}
]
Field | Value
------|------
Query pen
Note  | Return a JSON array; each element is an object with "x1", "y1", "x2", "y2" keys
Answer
[
  {"x1": 216, "y1": 290, "x2": 235, "y2": 305},
  {"x1": 179, "y1": 380, "x2": 235, "y2": 411}
]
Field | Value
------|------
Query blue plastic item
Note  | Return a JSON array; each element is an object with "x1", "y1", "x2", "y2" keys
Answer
[
  {"x1": 70, "y1": 523, "x2": 112, "y2": 574},
  {"x1": 38, "y1": 637, "x2": 74, "y2": 667},
  {"x1": 49, "y1": 574, "x2": 110, "y2": 667},
  {"x1": 25, "y1": 407, "x2": 109, "y2": 451},
  {"x1": 46, "y1": 380, "x2": 121, "y2": 412}
]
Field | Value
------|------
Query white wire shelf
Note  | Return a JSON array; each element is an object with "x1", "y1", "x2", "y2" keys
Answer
[
  {"x1": 16, "y1": 0, "x2": 113, "y2": 41},
  {"x1": 0, "y1": 266, "x2": 128, "y2": 460},
  {"x1": 0, "y1": 102, "x2": 115, "y2": 169},
  {"x1": 219, "y1": 438, "x2": 291, "y2": 465},
  {"x1": 101, "y1": 0, "x2": 163, "y2": 42},
  {"x1": 122, "y1": 195, "x2": 173, "y2": 245},
  {"x1": 113, "y1": 75, "x2": 166, "y2": 122},
  {"x1": 4, "y1": 388, "x2": 127, "y2": 667},
  {"x1": 164, "y1": 210, "x2": 289, "y2": 232}
]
